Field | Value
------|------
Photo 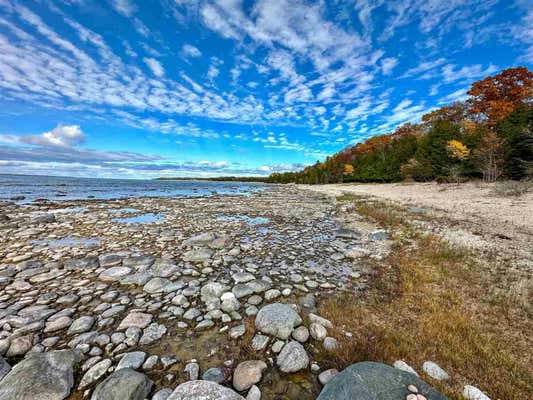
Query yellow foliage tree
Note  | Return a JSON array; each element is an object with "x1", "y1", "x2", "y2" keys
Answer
[
  {"x1": 343, "y1": 164, "x2": 354, "y2": 175},
  {"x1": 446, "y1": 140, "x2": 470, "y2": 160}
]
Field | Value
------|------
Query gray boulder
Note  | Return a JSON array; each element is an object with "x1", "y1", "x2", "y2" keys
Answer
[
  {"x1": 276, "y1": 341, "x2": 309, "y2": 373},
  {"x1": 91, "y1": 368, "x2": 153, "y2": 400},
  {"x1": 167, "y1": 380, "x2": 244, "y2": 400},
  {"x1": 0, "y1": 350, "x2": 80, "y2": 400},
  {"x1": 317, "y1": 362, "x2": 448, "y2": 400},
  {"x1": 255, "y1": 303, "x2": 302, "y2": 339}
]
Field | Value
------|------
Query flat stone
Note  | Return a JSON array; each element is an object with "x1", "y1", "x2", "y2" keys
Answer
[
  {"x1": 232, "y1": 272, "x2": 255, "y2": 284},
  {"x1": 98, "y1": 254, "x2": 122, "y2": 268},
  {"x1": 79, "y1": 359, "x2": 112, "y2": 389},
  {"x1": 393, "y1": 360, "x2": 419, "y2": 376},
  {"x1": 167, "y1": 380, "x2": 244, "y2": 400},
  {"x1": 0, "y1": 350, "x2": 79, "y2": 399},
  {"x1": 68, "y1": 316, "x2": 95, "y2": 335},
  {"x1": 255, "y1": 303, "x2": 302, "y2": 340},
  {"x1": 183, "y1": 248, "x2": 213, "y2": 263},
  {"x1": 229, "y1": 324, "x2": 246, "y2": 339},
  {"x1": 201, "y1": 282, "x2": 229, "y2": 304},
  {"x1": 463, "y1": 385, "x2": 490, "y2": 400},
  {"x1": 143, "y1": 278, "x2": 173, "y2": 294},
  {"x1": 44, "y1": 316, "x2": 73, "y2": 333},
  {"x1": 6, "y1": 334, "x2": 33, "y2": 357},
  {"x1": 118, "y1": 312, "x2": 153, "y2": 330},
  {"x1": 91, "y1": 368, "x2": 153, "y2": 400},
  {"x1": 422, "y1": 361, "x2": 450, "y2": 381},
  {"x1": 117, "y1": 351, "x2": 147, "y2": 370},
  {"x1": 139, "y1": 323, "x2": 167, "y2": 345},
  {"x1": 202, "y1": 367, "x2": 225, "y2": 383},
  {"x1": 251, "y1": 334, "x2": 269, "y2": 351},
  {"x1": 99, "y1": 267, "x2": 131, "y2": 282}
]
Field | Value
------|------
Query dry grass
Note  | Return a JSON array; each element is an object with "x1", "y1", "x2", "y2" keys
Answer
[
  {"x1": 315, "y1": 197, "x2": 533, "y2": 399},
  {"x1": 492, "y1": 180, "x2": 533, "y2": 197}
]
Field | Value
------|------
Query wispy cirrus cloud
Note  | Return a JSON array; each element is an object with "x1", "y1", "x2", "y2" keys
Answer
[{"x1": 0, "y1": 0, "x2": 529, "y2": 179}]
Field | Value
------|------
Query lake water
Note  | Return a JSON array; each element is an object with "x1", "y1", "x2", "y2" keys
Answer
[{"x1": 0, "y1": 174, "x2": 267, "y2": 203}]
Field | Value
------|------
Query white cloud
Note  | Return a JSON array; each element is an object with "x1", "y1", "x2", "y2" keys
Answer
[
  {"x1": 110, "y1": 0, "x2": 137, "y2": 17},
  {"x1": 143, "y1": 57, "x2": 165, "y2": 77},
  {"x1": 22, "y1": 124, "x2": 85, "y2": 147},
  {"x1": 381, "y1": 57, "x2": 398, "y2": 75},
  {"x1": 182, "y1": 44, "x2": 201, "y2": 57}
]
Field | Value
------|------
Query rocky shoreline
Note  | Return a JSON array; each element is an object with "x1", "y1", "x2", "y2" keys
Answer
[{"x1": 0, "y1": 185, "x2": 459, "y2": 399}]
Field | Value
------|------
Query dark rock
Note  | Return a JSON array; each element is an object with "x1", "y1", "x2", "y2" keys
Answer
[
  {"x1": 317, "y1": 362, "x2": 448, "y2": 400},
  {"x1": 0, "y1": 356, "x2": 10, "y2": 381},
  {"x1": 0, "y1": 350, "x2": 80, "y2": 400},
  {"x1": 91, "y1": 368, "x2": 153, "y2": 400}
]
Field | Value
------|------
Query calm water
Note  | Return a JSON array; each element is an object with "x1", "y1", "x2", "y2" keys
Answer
[{"x1": 0, "y1": 174, "x2": 267, "y2": 203}]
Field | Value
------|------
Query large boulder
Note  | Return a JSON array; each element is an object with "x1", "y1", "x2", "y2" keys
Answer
[
  {"x1": 317, "y1": 362, "x2": 448, "y2": 400},
  {"x1": 167, "y1": 380, "x2": 245, "y2": 400},
  {"x1": 255, "y1": 303, "x2": 302, "y2": 339},
  {"x1": 0, "y1": 350, "x2": 80, "y2": 400},
  {"x1": 91, "y1": 368, "x2": 153, "y2": 400}
]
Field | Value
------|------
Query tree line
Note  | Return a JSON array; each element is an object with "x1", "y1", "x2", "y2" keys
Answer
[{"x1": 267, "y1": 67, "x2": 533, "y2": 184}]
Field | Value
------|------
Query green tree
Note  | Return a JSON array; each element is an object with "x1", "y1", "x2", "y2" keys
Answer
[{"x1": 496, "y1": 105, "x2": 533, "y2": 179}]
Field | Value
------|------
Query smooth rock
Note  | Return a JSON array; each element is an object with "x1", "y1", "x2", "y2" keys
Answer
[
  {"x1": 79, "y1": 359, "x2": 112, "y2": 389},
  {"x1": 0, "y1": 350, "x2": 79, "y2": 400},
  {"x1": 167, "y1": 380, "x2": 245, "y2": 400},
  {"x1": 202, "y1": 367, "x2": 225, "y2": 383},
  {"x1": 276, "y1": 341, "x2": 309, "y2": 373},
  {"x1": 255, "y1": 303, "x2": 302, "y2": 340},
  {"x1": 117, "y1": 351, "x2": 146, "y2": 370},
  {"x1": 246, "y1": 385, "x2": 261, "y2": 400},
  {"x1": 318, "y1": 369, "x2": 339, "y2": 385},
  {"x1": 118, "y1": 312, "x2": 153, "y2": 330},
  {"x1": 422, "y1": 361, "x2": 450, "y2": 381},
  {"x1": 310, "y1": 322, "x2": 327, "y2": 341},
  {"x1": 393, "y1": 360, "x2": 419, "y2": 377},
  {"x1": 233, "y1": 360, "x2": 268, "y2": 391},
  {"x1": 139, "y1": 323, "x2": 167, "y2": 345},
  {"x1": 463, "y1": 385, "x2": 490, "y2": 400},
  {"x1": 91, "y1": 368, "x2": 153, "y2": 400},
  {"x1": 316, "y1": 362, "x2": 448, "y2": 400}
]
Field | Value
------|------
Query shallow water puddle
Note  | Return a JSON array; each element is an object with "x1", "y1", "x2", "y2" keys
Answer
[
  {"x1": 144, "y1": 327, "x2": 319, "y2": 400},
  {"x1": 112, "y1": 212, "x2": 165, "y2": 224},
  {"x1": 32, "y1": 237, "x2": 101, "y2": 248}
]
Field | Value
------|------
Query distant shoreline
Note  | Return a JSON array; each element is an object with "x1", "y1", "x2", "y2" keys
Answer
[{"x1": 154, "y1": 176, "x2": 270, "y2": 183}]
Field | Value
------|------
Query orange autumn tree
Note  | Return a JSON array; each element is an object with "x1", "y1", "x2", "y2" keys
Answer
[{"x1": 467, "y1": 67, "x2": 533, "y2": 127}]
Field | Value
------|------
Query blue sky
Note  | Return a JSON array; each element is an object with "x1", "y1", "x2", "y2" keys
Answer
[{"x1": 0, "y1": 0, "x2": 531, "y2": 178}]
